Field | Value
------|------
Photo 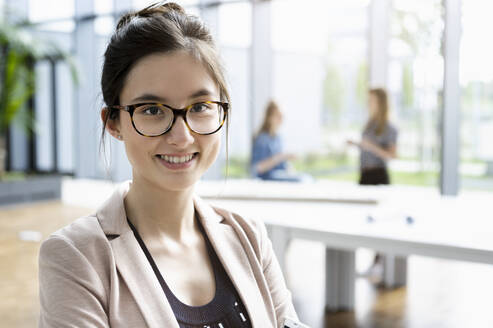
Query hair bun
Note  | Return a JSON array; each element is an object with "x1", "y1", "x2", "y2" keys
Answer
[
  {"x1": 116, "y1": 12, "x2": 135, "y2": 30},
  {"x1": 159, "y1": 2, "x2": 186, "y2": 14},
  {"x1": 116, "y1": 2, "x2": 185, "y2": 30}
]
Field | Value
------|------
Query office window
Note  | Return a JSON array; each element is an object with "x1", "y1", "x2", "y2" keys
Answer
[
  {"x1": 218, "y1": 1, "x2": 251, "y2": 48},
  {"x1": 388, "y1": 0, "x2": 444, "y2": 186},
  {"x1": 218, "y1": 1, "x2": 251, "y2": 164},
  {"x1": 26, "y1": 0, "x2": 75, "y2": 173},
  {"x1": 271, "y1": 0, "x2": 369, "y2": 182},
  {"x1": 28, "y1": 0, "x2": 74, "y2": 22},
  {"x1": 95, "y1": 0, "x2": 112, "y2": 14},
  {"x1": 28, "y1": 0, "x2": 74, "y2": 32},
  {"x1": 459, "y1": 0, "x2": 493, "y2": 191}
]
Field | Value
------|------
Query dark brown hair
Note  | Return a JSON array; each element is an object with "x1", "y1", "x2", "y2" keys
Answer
[
  {"x1": 100, "y1": 1, "x2": 230, "y2": 148},
  {"x1": 367, "y1": 88, "x2": 389, "y2": 136},
  {"x1": 257, "y1": 100, "x2": 281, "y2": 136}
]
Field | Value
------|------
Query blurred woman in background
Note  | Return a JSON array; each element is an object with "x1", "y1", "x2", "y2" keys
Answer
[
  {"x1": 347, "y1": 88, "x2": 398, "y2": 282},
  {"x1": 348, "y1": 88, "x2": 398, "y2": 185},
  {"x1": 251, "y1": 100, "x2": 303, "y2": 182}
]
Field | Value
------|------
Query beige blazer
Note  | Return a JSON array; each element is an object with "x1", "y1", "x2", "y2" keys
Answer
[{"x1": 38, "y1": 181, "x2": 300, "y2": 327}]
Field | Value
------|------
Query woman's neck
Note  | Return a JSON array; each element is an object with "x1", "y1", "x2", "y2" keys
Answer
[{"x1": 124, "y1": 177, "x2": 197, "y2": 244}]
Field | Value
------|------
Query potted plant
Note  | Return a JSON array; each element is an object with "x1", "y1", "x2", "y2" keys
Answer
[{"x1": 0, "y1": 12, "x2": 78, "y2": 179}]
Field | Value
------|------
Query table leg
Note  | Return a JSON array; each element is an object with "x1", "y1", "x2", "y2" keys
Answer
[
  {"x1": 325, "y1": 248, "x2": 355, "y2": 312},
  {"x1": 383, "y1": 254, "x2": 407, "y2": 287},
  {"x1": 266, "y1": 225, "x2": 290, "y2": 273}
]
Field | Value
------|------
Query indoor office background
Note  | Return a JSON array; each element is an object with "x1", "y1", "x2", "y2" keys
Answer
[
  {"x1": 3, "y1": 0, "x2": 493, "y2": 192},
  {"x1": 1, "y1": 0, "x2": 493, "y2": 327}
]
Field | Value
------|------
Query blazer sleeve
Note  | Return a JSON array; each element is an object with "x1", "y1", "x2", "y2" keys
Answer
[
  {"x1": 38, "y1": 235, "x2": 109, "y2": 328},
  {"x1": 254, "y1": 218, "x2": 300, "y2": 326}
]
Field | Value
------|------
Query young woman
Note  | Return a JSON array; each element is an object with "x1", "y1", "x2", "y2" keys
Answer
[
  {"x1": 347, "y1": 88, "x2": 398, "y2": 281},
  {"x1": 38, "y1": 3, "x2": 301, "y2": 327},
  {"x1": 348, "y1": 88, "x2": 398, "y2": 185},
  {"x1": 251, "y1": 100, "x2": 300, "y2": 182}
]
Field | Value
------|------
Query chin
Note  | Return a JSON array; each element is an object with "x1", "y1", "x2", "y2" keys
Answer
[{"x1": 158, "y1": 173, "x2": 200, "y2": 192}]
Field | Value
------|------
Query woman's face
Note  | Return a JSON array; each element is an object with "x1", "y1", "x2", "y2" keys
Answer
[
  {"x1": 270, "y1": 109, "x2": 283, "y2": 131},
  {"x1": 107, "y1": 51, "x2": 222, "y2": 192},
  {"x1": 368, "y1": 93, "x2": 379, "y2": 118}
]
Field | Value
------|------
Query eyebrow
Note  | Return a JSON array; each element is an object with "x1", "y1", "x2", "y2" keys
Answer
[{"x1": 131, "y1": 89, "x2": 214, "y2": 103}]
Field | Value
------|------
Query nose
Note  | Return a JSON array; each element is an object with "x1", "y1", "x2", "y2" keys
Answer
[{"x1": 166, "y1": 116, "x2": 194, "y2": 148}]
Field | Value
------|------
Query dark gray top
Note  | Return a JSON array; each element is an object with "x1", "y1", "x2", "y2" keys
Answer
[{"x1": 360, "y1": 121, "x2": 398, "y2": 169}]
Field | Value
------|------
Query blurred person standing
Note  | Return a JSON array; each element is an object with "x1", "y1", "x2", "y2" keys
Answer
[
  {"x1": 347, "y1": 88, "x2": 398, "y2": 282},
  {"x1": 251, "y1": 100, "x2": 305, "y2": 182},
  {"x1": 348, "y1": 88, "x2": 398, "y2": 185}
]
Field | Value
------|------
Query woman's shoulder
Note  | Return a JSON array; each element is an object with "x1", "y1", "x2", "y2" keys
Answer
[
  {"x1": 255, "y1": 132, "x2": 276, "y2": 143},
  {"x1": 38, "y1": 215, "x2": 113, "y2": 319},
  {"x1": 39, "y1": 215, "x2": 111, "y2": 265},
  {"x1": 43, "y1": 214, "x2": 106, "y2": 243}
]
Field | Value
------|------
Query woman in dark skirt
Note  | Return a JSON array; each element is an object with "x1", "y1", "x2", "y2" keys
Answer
[
  {"x1": 348, "y1": 88, "x2": 398, "y2": 185},
  {"x1": 347, "y1": 88, "x2": 398, "y2": 282}
]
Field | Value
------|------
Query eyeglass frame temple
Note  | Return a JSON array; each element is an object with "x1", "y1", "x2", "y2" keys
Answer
[{"x1": 105, "y1": 101, "x2": 229, "y2": 137}]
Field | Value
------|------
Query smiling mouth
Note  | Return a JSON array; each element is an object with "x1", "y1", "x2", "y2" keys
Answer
[{"x1": 155, "y1": 152, "x2": 198, "y2": 164}]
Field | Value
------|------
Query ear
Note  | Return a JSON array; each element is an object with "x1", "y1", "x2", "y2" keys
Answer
[{"x1": 101, "y1": 107, "x2": 122, "y2": 140}]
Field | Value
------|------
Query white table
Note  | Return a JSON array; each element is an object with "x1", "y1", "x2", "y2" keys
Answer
[
  {"x1": 62, "y1": 178, "x2": 493, "y2": 312},
  {"x1": 197, "y1": 179, "x2": 493, "y2": 311}
]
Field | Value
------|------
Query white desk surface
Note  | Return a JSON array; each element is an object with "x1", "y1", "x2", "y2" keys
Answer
[
  {"x1": 62, "y1": 178, "x2": 493, "y2": 264},
  {"x1": 196, "y1": 179, "x2": 493, "y2": 265}
]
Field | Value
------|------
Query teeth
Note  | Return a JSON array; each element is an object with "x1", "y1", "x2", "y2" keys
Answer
[{"x1": 159, "y1": 154, "x2": 194, "y2": 164}]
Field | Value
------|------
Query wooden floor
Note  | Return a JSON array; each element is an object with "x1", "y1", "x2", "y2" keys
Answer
[{"x1": 1, "y1": 201, "x2": 493, "y2": 328}]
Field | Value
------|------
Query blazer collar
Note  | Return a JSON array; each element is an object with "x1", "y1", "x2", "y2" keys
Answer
[{"x1": 95, "y1": 180, "x2": 224, "y2": 237}]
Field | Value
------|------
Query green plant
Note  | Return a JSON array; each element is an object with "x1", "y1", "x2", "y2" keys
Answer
[
  {"x1": 0, "y1": 11, "x2": 78, "y2": 176},
  {"x1": 0, "y1": 18, "x2": 78, "y2": 134}
]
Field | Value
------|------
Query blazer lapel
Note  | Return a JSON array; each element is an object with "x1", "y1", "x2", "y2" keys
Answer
[
  {"x1": 96, "y1": 181, "x2": 179, "y2": 328},
  {"x1": 195, "y1": 196, "x2": 274, "y2": 328},
  {"x1": 111, "y1": 231, "x2": 180, "y2": 328}
]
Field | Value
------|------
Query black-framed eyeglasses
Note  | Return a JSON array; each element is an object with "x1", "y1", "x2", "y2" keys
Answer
[{"x1": 106, "y1": 101, "x2": 229, "y2": 137}]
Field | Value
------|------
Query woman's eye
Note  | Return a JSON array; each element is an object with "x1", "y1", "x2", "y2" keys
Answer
[
  {"x1": 142, "y1": 106, "x2": 162, "y2": 115},
  {"x1": 191, "y1": 103, "x2": 210, "y2": 112}
]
